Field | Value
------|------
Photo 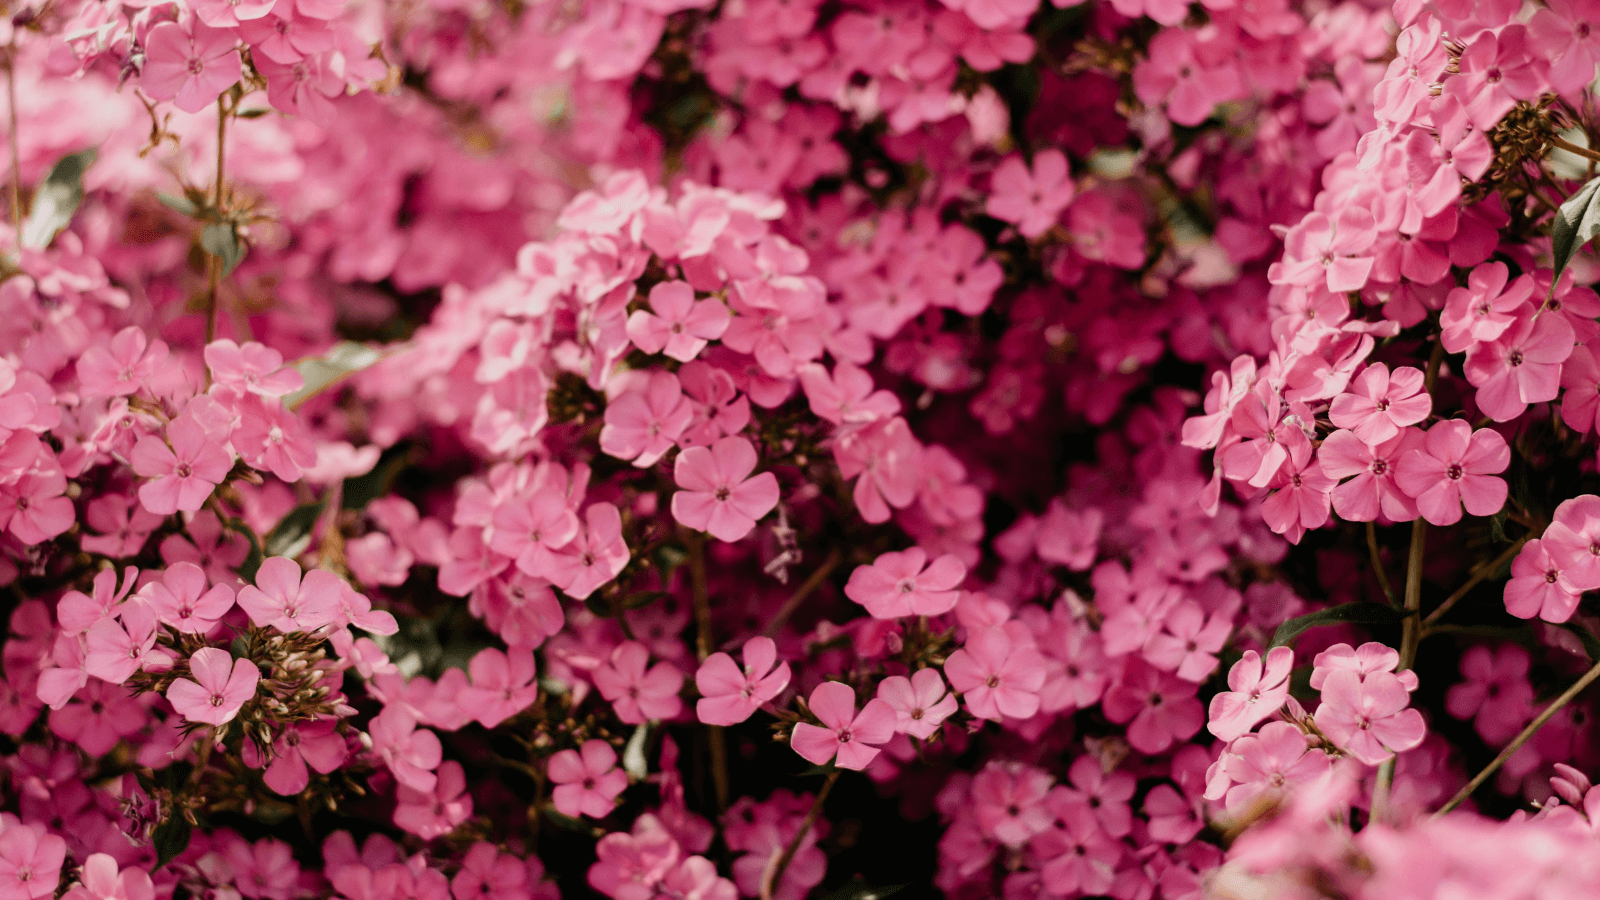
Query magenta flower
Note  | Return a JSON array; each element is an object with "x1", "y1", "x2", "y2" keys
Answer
[
  {"x1": 1394, "y1": 420, "x2": 1510, "y2": 526},
  {"x1": 368, "y1": 705, "x2": 443, "y2": 792},
  {"x1": 70, "y1": 854, "x2": 154, "y2": 900},
  {"x1": 1535, "y1": 494, "x2": 1600, "y2": 591},
  {"x1": 670, "y1": 436, "x2": 780, "y2": 543},
  {"x1": 797, "y1": 361, "x2": 900, "y2": 427},
  {"x1": 548, "y1": 740, "x2": 629, "y2": 819},
  {"x1": 1505, "y1": 538, "x2": 1584, "y2": 623},
  {"x1": 75, "y1": 327, "x2": 168, "y2": 398},
  {"x1": 1214, "y1": 721, "x2": 1330, "y2": 814},
  {"x1": 459, "y1": 647, "x2": 539, "y2": 729},
  {"x1": 1328, "y1": 364, "x2": 1431, "y2": 445},
  {"x1": 545, "y1": 503, "x2": 630, "y2": 600},
  {"x1": 985, "y1": 150, "x2": 1075, "y2": 239},
  {"x1": 166, "y1": 647, "x2": 259, "y2": 726},
  {"x1": 1259, "y1": 456, "x2": 1335, "y2": 543},
  {"x1": 972, "y1": 763, "x2": 1054, "y2": 847},
  {"x1": 130, "y1": 414, "x2": 233, "y2": 515},
  {"x1": 1440, "y1": 262, "x2": 1535, "y2": 354},
  {"x1": 593, "y1": 641, "x2": 684, "y2": 724},
  {"x1": 600, "y1": 370, "x2": 694, "y2": 467},
  {"x1": 843, "y1": 547, "x2": 966, "y2": 619},
  {"x1": 203, "y1": 340, "x2": 304, "y2": 397},
  {"x1": 257, "y1": 720, "x2": 348, "y2": 796},
  {"x1": 944, "y1": 627, "x2": 1048, "y2": 721},
  {"x1": 236, "y1": 556, "x2": 343, "y2": 633},
  {"x1": 694, "y1": 636, "x2": 791, "y2": 726},
  {"x1": 1, "y1": 465, "x2": 75, "y2": 545},
  {"x1": 140, "y1": 562, "x2": 234, "y2": 634},
  {"x1": 625, "y1": 281, "x2": 730, "y2": 362},
  {"x1": 1464, "y1": 311, "x2": 1574, "y2": 422},
  {"x1": 875, "y1": 668, "x2": 958, "y2": 739},
  {"x1": 1270, "y1": 208, "x2": 1377, "y2": 293},
  {"x1": 0, "y1": 822, "x2": 65, "y2": 900},
  {"x1": 790, "y1": 681, "x2": 896, "y2": 771},
  {"x1": 1207, "y1": 646, "x2": 1294, "y2": 743},
  {"x1": 394, "y1": 760, "x2": 472, "y2": 839},
  {"x1": 139, "y1": 23, "x2": 243, "y2": 114},
  {"x1": 1318, "y1": 428, "x2": 1423, "y2": 524},
  {"x1": 1102, "y1": 658, "x2": 1205, "y2": 754},
  {"x1": 1313, "y1": 669, "x2": 1426, "y2": 765},
  {"x1": 85, "y1": 602, "x2": 165, "y2": 685},
  {"x1": 1445, "y1": 645, "x2": 1535, "y2": 746}
]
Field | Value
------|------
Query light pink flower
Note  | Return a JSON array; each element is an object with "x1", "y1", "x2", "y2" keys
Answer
[
  {"x1": 1505, "y1": 538, "x2": 1584, "y2": 623},
  {"x1": 843, "y1": 547, "x2": 966, "y2": 619},
  {"x1": 192, "y1": 0, "x2": 274, "y2": 27},
  {"x1": 130, "y1": 414, "x2": 233, "y2": 515},
  {"x1": 85, "y1": 602, "x2": 165, "y2": 685},
  {"x1": 140, "y1": 561, "x2": 234, "y2": 633},
  {"x1": 1207, "y1": 646, "x2": 1294, "y2": 742},
  {"x1": 257, "y1": 720, "x2": 348, "y2": 795},
  {"x1": 1328, "y1": 364, "x2": 1431, "y2": 445},
  {"x1": 670, "y1": 436, "x2": 780, "y2": 542},
  {"x1": 75, "y1": 327, "x2": 168, "y2": 398},
  {"x1": 139, "y1": 23, "x2": 242, "y2": 114},
  {"x1": 1445, "y1": 645, "x2": 1534, "y2": 746},
  {"x1": 236, "y1": 556, "x2": 343, "y2": 633},
  {"x1": 625, "y1": 281, "x2": 730, "y2": 362},
  {"x1": 1102, "y1": 658, "x2": 1205, "y2": 754},
  {"x1": 790, "y1": 681, "x2": 895, "y2": 771},
  {"x1": 594, "y1": 641, "x2": 684, "y2": 724},
  {"x1": 167, "y1": 647, "x2": 259, "y2": 726},
  {"x1": 944, "y1": 627, "x2": 1048, "y2": 721},
  {"x1": 549, "y1": 740, "x2": 629, "y2": 818},
  {"x1": 1313, "y1": 669, "x2": 1426, "y2": 765},
  {"x1": 1537, "y1": 494, "x2": 1600, "y2": 591},
  {"x1": 1464, "y1": 311, "x2": 1574, "y2": 422},
  {"x1": 695, "y1": 636, "x2": 790, "y2": 726},
  {"x1": 368, "y1": 705, "x2": 443, "y2": 792},
  {"x1": 1318, "y1": 428, "x2": 1423, "y2": 523},
  {"x1": 1394, "y1": 420, "x2": 1509, "y2": 526},
  {"x1": 986, "y1": 150, "x2": 1074, "y2": 239},
  {"x1": 0, "y1": 822, "x2": 65, "y2": 900},
  {"x1": 1440, "y1": 262, "x2": 1534, "y2": 354},
  {"x1": 460, "y1": 648, "x2": 539, "y2": 729},
  {"x1": 875, "y1": 668, "x2": 958, "y2": 739},
  {"x1": 394, "y1": 760, "x2": 472, "y2": 839},
  {"x1": 600, "y1": 371, "x2": 693, "y2": 467},
  {"x1": 204, "y1": 340, "x2": 305, "y2": 397},
  {"x1": 545, "y1": 503, "x2": 630, "y2": 600},
  {"x1": 1215, "y1": 721, "x2": 1330, "y2": 813}
]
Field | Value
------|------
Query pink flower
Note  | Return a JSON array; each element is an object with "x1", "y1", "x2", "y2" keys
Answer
[
  {"x1": 489, "y1": 486, "x2": 581, "y2": 580},
  {"x1": 1214, "y1": 721, "x2": 1330, "y2": 813},
  {"x1": 204, "y1": 340, "x2": 305, "y2": 397},
  {"x1": 1318, "y1": 428, "x2": 1423, "y2": 523},
  {"x1": 1102, "y1": 658, "x2": 1205, "y2": 754},
  {"x1": 75, "y1": 327, "x2": 168, "y2": 398},
  {"x1": 790, "y1": 681, "x2": 895, "y2": 771},
  {"x1": 460, "y1": 648, "x2": 539, "y2": 729},
  {"x1": 0, "y1": 821, "x2": 65, "y2": 900},
  {"x1": 1440, "y1": 262, "x2": 1534, "y2": 354},
  {"x1": 0, "y1": 464, "x2": 74, "y2": 545},
  {"x1": 139, "y1": 23, "x2": 243, "y2": 114},
  {"x1": 394, "y1": 760, "x2": 472, "y2": 839},
  {"x1": 1560, "y1": 340, "x2": 1600, "y2": 434},
  {"x1": 1504, "y1": 538, "x2": 1584, "y2": 623},
  {"x1": 85, "y1": 602, "x2": 165, "y2": 685},
  {"x1": 1533, "y1": 494, "x2": 1600, "y2": 591},
  {"x1": 66, "y1": 854, "x2": 153, "y2": 900},
  {"x1": 232, "y1": 394, "x2": 318, "y2": 482},
  {"x1": 670, "y1": 436, "x2": 780, "y2": 542},
  {"x1": 1394, "y1": 420, "x2": 1509, "y2": 526},
  {"x1": 694, "y1": 636, "x2": 791, "y2": 726},
  {"x1": 545, "y1": 503, "x2": 630, "y2": 600},
  {"x1": 256, "y1": 720, "x2": 348, "y2": 795},
  {"x1": 1207, "y1": 646, "x2": 1294, "y2": 742},
  {"x1": 50, "y1": 678, "x2": 144, "y2": 756},
  {"x1": 593, "y1": 641, "x2": 684, "y2": 724},
  {"x1": 1328, "y1": 364, "x2": 1431, "y2": 445},
  {"x1": 1053, "y1": 755, "x2": 1136, "y2": 838},
  {"x1": 1312, "y1": 669, "x2": 1426, "y2": 765},
  {"x1": 192, "y1": 0, "x2": 274, "y2": 27},
  {"x1": 796, "y1": 362, "x2": 899, "y2": 427},
  {"x1": 1445, "y1": 645, "x2": 1534, "y2": 746},
  {"x1": 130, "y1": 414, "x2": 233, "y2": 515},
  {"x1": 140, "y1": 562, "x2": 234, "y2": 633},
  {"x1": 843, "y1": 547, "x2": 966, "y2": 619},
  {"x1": 1259, "y1": 456, "x2": 1335, "y2": 542},
  {"x1": 166, "y1": 647, "x2": 260, "y2": 726},
  {"x1": 236, "y1": 556, "x2": 343, "y2": 633},
  {"x1": 875, "y1": 668, "x2": 958, "y2": 739},
  {"x1": 625, "y1": 281, "x2": 730, "y2": 362},
  {"x1": 368, "y1": 706, "x2": 443, "y2": 792},
  {"x1": 1464, "y1": 311, "x2": 1574, "y2": 422},
  {"x1": 1310, "y1": 642, "x2": 1412, "y2": 690},
  {"x1": 1270, "y1": 208, "x2": 1377, "y2": 293},
  {"x1": 943, "y1": 628, "x2": 1048, "y2": 721},
  {"x1": 972, "y1": 763, "x2": 1054, "y2": 846},
  {"x1": 600, "y1": 371, "x2": 693, "y2": 467},
  {"x1": 985, "y1": 150, "x2": 1074, "y2": 239},
  {"x1": 549, "y1": 740, "x2": 629, "y2": 818},
  {"x1": 80, "y1": 496, "x2": 164, "y2": 557},
  {"x1": 1142, "y1": 599, "x2": 1230, "y2": 682}
]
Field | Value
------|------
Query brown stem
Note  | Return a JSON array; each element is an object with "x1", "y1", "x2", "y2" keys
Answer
[
  {"x1": 760, "y1": 770, "x2": 839, "y2": 900},
  {"x1": 205, "y1": 95, "x2": 228, "y2": 348},
  {"x1": 684, "y1": 529, "x2": 729, "y2": 812},
  {"x1": 1374, "y1": 515, "x2": 1429, "y2": 821},
  {"x1": 761, "y1": 548, "x2": 841, "y2": 639},
  {"x1": 1420, "y1": 536, "x2": 1529, "y2": 629},
  {"x1": 6, "y1": 40, "x2": 20, "y2": 241},
  {"x1": 1550, "y1": 133, "x2": 1600, "y2": 164},
  {"x1": 1435, "y1": 656, "x2": 1600, "y2": 817},
  {"x1": 1366, "y1": 521, "x2": 1396, "y2": 605}
]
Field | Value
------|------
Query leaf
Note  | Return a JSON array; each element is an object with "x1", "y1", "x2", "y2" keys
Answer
[
  {"x1": 1557, "y1": 622, "x2": 1600, "y2": 662},
  {"x1": 201, "y1": 222, "x2": 248, "y2": 277},
  {"x1": 1551, "y1": 175, "x2": 1600, "y2": 294},
  {"x1": 622, "y1": 723, "x2": 650, "y2": 780},
  {"x1": 1269, "y1": 602, "x2": 1406, "y2": 649},
  {"x1": 284, "y1": 341, "x2": 386, "y2": 410},
  {"x1": 21, "y1": 148, "x2": 96, "y2": 249},
  {"x1": 623, "y1": 590, "x2": 670, "y2": 610},
  {"x1": 152, "y1": 816, "x2": 193, "y2": 871},
  {"x1": 262, "y1": 502, "x2": 324, "y2": 560},
  {"x1": 223, "y1": 516, "x2": 264, "y2": 582},
  {"x1": 815, "y1": 880, "x2": 907, "y2": 900},
  {"x1": 156, "y1": 192, "x2": 199, "y2": 216}
]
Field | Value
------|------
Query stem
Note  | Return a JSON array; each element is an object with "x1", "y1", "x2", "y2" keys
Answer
[
  {"x1": 1550, "y1": 133, "x2": 1600, "y2": 164},
  {"x1": 1420, "y1": 536, "x2": 1529, "y2": 629},
  {"x1": 684, "y1": 529, "x2": 729, "y2": 812},
  {"x1": 1374, "y1": 516, "x2": 1429, "y2": 821},
  {"x1": 6, "y1": 40, "x2": 20, "y2": 242},
  {"x1": 761, "y1": 548, "x2": 842, "y2": 639},
  {"x1": 760, "y1": 770, "x2": 839, "y2": 900},
  {"x1": 1366, "y1": 521, "x2": 1396, "y2": 605},
  {"x1": 1435, "y1": 656, "x2": 1600, "y2": 817},
  {"x1": 205, "y1": 95, "x2": 228, "y2": 347}
]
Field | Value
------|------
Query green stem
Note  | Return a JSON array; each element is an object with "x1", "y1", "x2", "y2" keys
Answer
[
  {"x1": 205, "y1": 95, "x2": 228, "y2": 347},
  {"x1": 1367, "y1": 521, "x2": 1396, "y2": 606},
  {"x1": 684, "y1": 529, "x2": 729, "y2": 812},
  {"x1": 1550, "y1": 133, "x2": 1600, "y2": 164}
]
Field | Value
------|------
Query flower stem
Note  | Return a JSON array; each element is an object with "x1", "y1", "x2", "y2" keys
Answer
[
  {"x1": 1550, "y1": 133, "x2": 1600, "y2": 164},
  {"x1": 1420, "y1": 536, "x2": 1528, "y2": 630},
  {"x1": 1374, "y1": 516, "x2": 1429, "y2": 821},
  {"x1": 6, "y1": 40, "x2": 20, "y2": 242},
  {"x1": 762, "y1": 548, "x2": 841, "y2": 639},
  {"x1": 206, "y1": 95, "x2": 229, "y2": 348},
  {"x1": 761, "y1": 770, "x2": 839, "y2": 900},
  {"x1": 1435, "y1": 656, "x2": 1600, "y2": 817},
  {"x1": 1367, "y1": 521, "x2": 1396, "y2": 605},
  {"x1": 685, "y1": 528, "x2": 729, "y2": 812}
]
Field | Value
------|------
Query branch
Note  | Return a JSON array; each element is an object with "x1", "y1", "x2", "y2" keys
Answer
[
  {"x1": 761, "y1": 548, "x2": 842, "y2": 639},
  {"x1": 1421, "y1": 536, "x2": 1529, "y2": 629},
  {"x1": 1367, "y1": 521, "x2": 1396, "y2": 605},
  {"x1": 760, "y1": 770, "x2": 839, "y2": 900},
  {"x1": 6, "y1": 39, "x2": 19, "y2": 241},
  {"x1": 683, "y1": 528, "x2": 729, "y2": 812},
  {"x1": 205, "y1": 95, "x2": 229, "y2": 347},
  {"x1": 1435, "y1": 656, "x2": 1600, "y2": 817},
  {"x1": 1550, "y1": 134, "x2": 1600, "y2": 164}
]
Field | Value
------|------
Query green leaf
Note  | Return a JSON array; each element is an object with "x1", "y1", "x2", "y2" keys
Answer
[
  {"x1": 21, "y1": 148, "x2": 96, "y2": 249},
  {"x1": 622, "y1": 724, "x2": 650, "y2": 780},
  {"x1": 236, "y1": 108, "x2": 271, "y2": 119},
  {"x1": 262, "y1": 502, "x2": 324, "y2": 560},
  {"x1": 200, "y1": 222, "x2": 248, "y2": 277},
  {"x1": 156, "y1": 192, "x2": 199, "y2": 216},
  {"x1": 224, "y1": 517, "x2": 265, "y2": 582},
  {"x1": 1551, "y1": 175, "x2": 1600, "y2": 294},
  {"x1": 1269, "y1": 602, "x2": 1406, "y2": 649},
  {"x1": 622, "y1": 590, "x2": 670, "y2": 610},
  {"x1": 284, "y1": 341, "x2": 385, "y2": 410},
  {"x1": 815, "y1": 880, "x2": 907, "y2": 900},
  {"x1": 152, "y1": 816, "x2": 193, "y2": 870},
  {"x1": 1558, "y1": 622, "x2": 1600, "y2": 662}
]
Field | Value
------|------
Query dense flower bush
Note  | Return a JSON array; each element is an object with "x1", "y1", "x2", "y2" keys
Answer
[{"x1": 3, "y1": 0, "x2": 1600, "y2": 896}]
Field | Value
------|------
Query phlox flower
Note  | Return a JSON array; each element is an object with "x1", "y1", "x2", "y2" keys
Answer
[
  {"x1": 1536, "y1": 494, "x2": 1600, "y2": 591},
  {"x1": 1054, "y1": 755, "x2": 1136, "y2": 838},
  {"x1": 1270, "y1": 208, "x2": 1377, "y2": 294},
  {"x1": 0, "y1": 820, "x2": 66, "y2": 900},
  {"x1": 0, "y1": 462, "x2": 75, "y2": 546},
  {"x1": 64, "y1": 854, "x2": 153, "y2": 900},
  {"x1": 548, "y1": 740, "x2": 629, "y2": 819},
  {"x1": 1313, "y1": 670, "x2": 1426, "y2": 765},
  {"x1": 625, "y1": 281, "x2": 730, "y2": 362},
  {"x1": 790, "y1": 681, "x2": 895, "y2": 770},
  {"x1": 593, "y1": 641, "x2": 684, "y2": 724},
  {"x1": 1394, "y1": 420, "x2": 1509, "y2": 526},
  {"x1": 943, "y1": 627, "x2": 1047, "y2": 721},
  {"x1": 49, "y1": 679, "x2": 144, "y2": 757},
  {"x1": 166, "y1": 647, "x2": 259, "y2": 726},
  {"x1": 236, "y1": 556, "x2": 343, "y2": 633},
  {"x1": 695, "y1": 636, "x2": 790, "y2": 726},
  {"x1": 249, "y1": 719, "x2": 348, "y2": 795},
  {"x1": 1318, "y1": 428, "x2": 1423, "y2": 523},
  {"x1": 139, "y1": 561, "x2": 234, "y2": 633},
  {"x1": 368, "y1": 705, "x2": 443, "y2": 792},
  {"x1": 1464, "y1": 311, "x2": 1574, "y2": 422},
  {"x1": 600, "y1": 370, "x2": 693, "y2": 467},
  {"x1": 796, "y1": 361, "x2": 899, "y2": 427},
  {"x1": 1102, "y1": 658, "x2": 1205, "y2": 754},
  {"x1": 971, "y1": 763, "x2": 1054, "y2": 847},
  {"x1": 1207, "y1": 646, "x2": 1294, "y2": 742},
  {"x1": 75, "y1": 327, "x2": 168, "y2": 398},
  {"x1": 204, "y1": 340, "x2": 305, "y2": 397},
  {"x1": 394, "y1": 760, "x2": 472, "y2": 839},
  {"x1": 84, "y1": 601, "x2": 165, "y2": 685},
  {"x1": 985, "y1": 150, "x2": 1074, "y2": 239},
  {"x1": 874, "y1": 668, "x2": 957, "y2": 739},
  {"x1": 1212, "y1": 721, "x2": 1331, "y2": 813},
  {"x1": 130, "y1": 414, "x2": 232, "y2": 516},
  {"x1": 670, "y1": 436, "x2": 780, "y2": 542},
  {"x1": 1445, "y1": 644, "x2": 1534, "y2": 746},
  {"x1": 1328, "y1": 364, "x2": 1430, "y2": 445},
  {"x1": 1439, "y1": 262, "x2": 1534, "y2": 354},
  {"x1": 843, "y1": 547, "x2": 966, "y2": 619},
  {"x1": 460, "y1": 647, "x2": 539, "y2": 728},
  {"x1": 545, "y1": 503, "x2": 630, "y2": 600},
  {"x1": 139, "y1": 23, "x2": 243, "y2": 114},
  {"x1": 1504, "y1": 538, "x2": 1584, "y2": 623}
]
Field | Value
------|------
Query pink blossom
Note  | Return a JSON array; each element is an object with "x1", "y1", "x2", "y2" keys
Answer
[
  {"x1": 1270, "y1": 208, "x2": 1377, "y2": 293},
  {"x1": 129, "y1": 414, "x2": 233, "y2": 515},
  {"x1": 257, "y1": 720, "x2": 348, "y2": 795},
  {"x1": 49, "y1": 678, "x2": 144, "y2": 756},
  {"x1": 236, "y1": 556, "x2": 343, "y2": 633},
  {"x1": 166, "y1": 647, "x2": 260, "y2": 726},
  {"x1": 489, "y1": 487, "x2": 581, "y2": 580},
  {"x1": 1207, "y1": 646, "x2": 1294, "y2": 742},
  {"x1": 0, "y1": 464, "x2": 74, "y2": 545},
  {"x1": 1102, "y1": 658, "x2": 1205, "y2": 754},
  {"x1": 843, "y1": 547, "x2": 965, "y2": 619},
  {"x1": 192, "y1": 0, "x2": 274, "y2": 27},
  {"x1": 943, "y1": 627, "x2": 1047, "y2": 721},
  {"x1": 796, "y1": 361, "x2": 899, "y2": 426},
  {"x1": 140, "y1": 562, "x2": 234, "y2": 633},
  {"x1": 1465, "y1": 311, "x2": 1575, "y2": 422},
  {"x1": 65, "y1": 854, "x2": 153, "y2": 900},
  {"x1": 670, "y1": 436, "x2": 780, "y2": 542},
  {"x1": 1318, "y1": 428, "x2": 1423, "y2": 523},
  {"x1": 1142, "y1": 599, "x2": 1230, "y2": 682},
  {"x1": 985, "y1": 150, "x2": 1074, "y2": 239},
  {"x1": 1213, "y1": 721, "x2": 1331, "y2": 813},
  {"x1": 75, "y1": 327, "x2": 168, "y2": 398},
  {"x1": 1259, "y1": 456, "x2": 1335, "y2": 542},
  {"x1": 790, "y1": 681, "x2": 895, "y2": 770},
  {"x1": 1394, "y1": 420, "x2": 1509, "y2": 526},
  {"x1": 1445, "y1": 644, "x2": 1534, "y2": 746},
  {"x1": 139, "y1": 23, "x2": 243, "y2": 114},
  {"x1": 0, "y1": 821, "x2": 65, "y2": 900},
  {"x1": 971, "y1": 763, "x2": 1054, "y2": 846},
  {"x1": 600, "y1": 371, "x2": 693, "y2": 467},
  {"x1": 545, "y1": 503, "x2": 630, "y2": 600},
  {"x1": 460, "y1": 648, "x2": 539, "y2": 728},
  {"x1": 1053, "y1": 755, "x2": 1136, "y2": 838},
  {"x1": 1310, "y1": 642, "x2": 1413, "y2": 690},
  {"x1": 232, "y1": 394, "x2": 319, "y2": 482},
  {"x1": 549, "y1": 740, "x2": 629, "y2": 818},
  {"x1": 85, "y1": 602, "x2": 165, "y2": 685},
  {"x1": 1440, "y1": 262, "x2": 1535, "y2": 354},
  {"x1": 79, "y1": 496, "x2": 164, "y2": 558},
  {"x1": 1504, "y1": 538, "x2": 1584, "y2": 623},
  {"x1": 394, "y1": 760, "x2": 473, "y2": 839},
  {"x1": 204, "y1": 340, "x2": 305, "y2": 397},
  {"x1": 1328, "y1": 364, "x2": 1431, "y2": 445},
  {"x1": 694, "y1": 636, "x2": 791, "y2": 726},
  {"x1": 593, "y1": 641, "x2": 684, "y2": 724},
  {"x1": 1535, "y1": 494, "x2": 1600, "y2": 591},
  {"x1": 368, "y1": 706, "x2": 443, "y2": 792},
  {"x1": 1560, "y1": 340, "x2": 1600, "y2": 434},
  {"x1": 625, "y1": 281, "x2": 730, "y2": 362},
  {"x1": 1313, "y1": 669, "x2": 1426, "y2": 765},
  {"x1": 875, "y1": 668, "x2": 958, "y2": 739}
]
